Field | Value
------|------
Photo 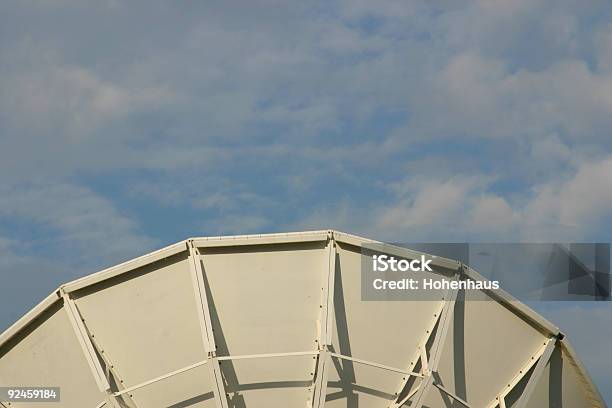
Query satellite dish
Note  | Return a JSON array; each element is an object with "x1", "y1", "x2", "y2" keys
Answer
[{"x1": 0, "y1": 231, "x2": 606, "y2": 408}]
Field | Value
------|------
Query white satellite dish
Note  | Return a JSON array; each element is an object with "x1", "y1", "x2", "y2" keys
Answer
[{"x1": 0, "y1": 231, "x2": 606, "y2": 407}]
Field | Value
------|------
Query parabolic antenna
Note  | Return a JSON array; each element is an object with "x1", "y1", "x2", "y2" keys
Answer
[{"x1": 0, "y1": 231, "x2": 606, "y2": 407}]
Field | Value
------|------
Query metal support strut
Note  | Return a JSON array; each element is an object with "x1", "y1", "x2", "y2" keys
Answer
[{"x1": 188, "y1": 241, "x2": 229, "y2": 408}]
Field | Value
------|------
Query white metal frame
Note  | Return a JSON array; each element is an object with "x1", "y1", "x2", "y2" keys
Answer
[
  {"x1": 62, "y1": 290, "x2": 132, "y2": 408},
  {"x1": 312, "y1": 232, "x2": 337, "y2": 408},
  {"x1": 188, "y1": 241, "x2": 230, "y2": 408},
  {"x1": 390, "y1": 300, "x2": 446, "y2": 408},
  {"x1": 513, "y1": 338, "x2": 557, "y2": 408},
  {"x1": 0, "y1": 230, "x2": 605, "y2": 408},
  {"x1": 409, "y1": 272, "x2": 461, "y2": 408},
  {"x1": 484, "y1": 338, "x2": 558, "y2": 408}
]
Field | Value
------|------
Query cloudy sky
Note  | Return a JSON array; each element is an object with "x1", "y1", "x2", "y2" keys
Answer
[{"x1": 1, "y1": 0, "x2": 611, "y2": 401}]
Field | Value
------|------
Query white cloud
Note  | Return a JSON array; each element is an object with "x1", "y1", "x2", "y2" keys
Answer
[
  {"x1": 378, "y1": 176, "x2": 483, "y2": 229},
  {"x1": 1, "y1": 0, "x2": 609, "y2": 185},
  {"x1": 469, "y1": 195, "x2": 517, "y2": 229},
  {"x1": 525, "y1": 157, "x2": 612, "y2": 235},
  {"x1": 0, "y1": 53, "x2": 172, "y2": 140},
  {"x1": 0, "y1": 181, "x2": 155, "y2": 266},
  {"x1": 594, "y1": 23, "x2": 612, "y2": 73},
  {"x1": 294, "y1": 155, "x2": 612, "y2": 242},
  {"x1": 402, "y1": 53, "x2": 612, "y2": 147}
]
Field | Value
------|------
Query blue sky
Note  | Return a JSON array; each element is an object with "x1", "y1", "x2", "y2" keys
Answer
[{"x1": 1, "y1": 0, "x2": 611, "y2": 402}]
